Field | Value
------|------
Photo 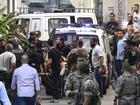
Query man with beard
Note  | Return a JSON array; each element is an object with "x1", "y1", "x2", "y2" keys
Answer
[
  {"x1": 106, "y1": 13, "x2": 119, "y2": 35},
  {"x1": 133, "y1": 4, "x2": 140, "y2": 30},
  {"x1": 55, "y1": 35, "x2": 70, "y2": 58},
  {"x1": 89, "y1": 37, "x2": 104, "y2": 97}
]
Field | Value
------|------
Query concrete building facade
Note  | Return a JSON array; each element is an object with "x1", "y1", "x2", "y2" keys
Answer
[{"x1": 0, "y1": 0, "x2": 22, "y2": 14}]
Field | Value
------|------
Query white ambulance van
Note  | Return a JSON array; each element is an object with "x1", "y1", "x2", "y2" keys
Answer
[
  {"x1": 53, "y1": 24, "x2": 111, "y2": 69},
  {"x1": 16, "y1": 13, "x2": 97, "y2": 41},
  {"x1": 53, "y1": 24, "x2": 112, "y2": 91}
]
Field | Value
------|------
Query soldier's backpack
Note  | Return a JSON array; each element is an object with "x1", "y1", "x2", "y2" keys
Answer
[
  {"x1": 121, "y1": 74, "x2": 137, "y2": 96},
  {"x1": 67, "y1": 49, "x2": 78, "y2": 69}
]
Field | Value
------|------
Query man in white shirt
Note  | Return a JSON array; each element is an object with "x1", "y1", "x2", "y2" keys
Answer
[
  {"x1": 133, "y1": 4, "x2": 140, "y2": 30},
  {"x1": 90, "y1": 37, "x2": 104, "y2": 97},
  {"x1": 0, "y1": 43, "x2": 16, "y2": 72},
  {"x1": 0, "y1": 43, "x2": 16, "y2": 90}
]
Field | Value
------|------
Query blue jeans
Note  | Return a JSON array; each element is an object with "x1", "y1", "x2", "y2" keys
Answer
[
  {"x1": 12, "y1": 96, "x2": 35, "y2": 105},
  {"x1": 92, "y1": 66, "x2": 103, "y2": 97}
]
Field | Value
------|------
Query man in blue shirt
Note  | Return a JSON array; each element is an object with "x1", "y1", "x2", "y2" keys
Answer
[
  {"x1": 116, "y1": 29, "x2": 126, "y2": 76},
  {"x1": 0, "y1": 81, "x2": 11, "y2": 105}
]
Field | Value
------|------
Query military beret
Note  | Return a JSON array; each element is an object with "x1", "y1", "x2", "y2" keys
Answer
[{"x1": 78, "y1": 60, "x2": 89, "y2": 71}]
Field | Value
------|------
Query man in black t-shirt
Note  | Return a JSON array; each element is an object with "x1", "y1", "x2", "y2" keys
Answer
[
  {"x1": 46, "y1": 39, "x2": 61, "y2": 102},
  {"x1": 28, "y1": 45, "x2": 45, "y2": 73},
  {"x1": 124, "y1": 39, "x2": 138, "y2": 73},
  {"x1": 56, "y1": 35, "x2": 70, "y2": 58},
  {"x1": 106, "y1": 13, "x2": 119, "y2": 35},
  {"x1": 35, "y1": 31, "x2": 44, "y2": 55}
]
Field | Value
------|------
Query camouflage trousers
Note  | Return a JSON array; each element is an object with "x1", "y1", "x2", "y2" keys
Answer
[{"x1": 118, "y1": 98, "x2": 135, "y2": 105}]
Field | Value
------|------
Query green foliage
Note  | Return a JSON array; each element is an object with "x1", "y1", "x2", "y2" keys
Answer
[
  {"x1": 0, "y1": 8, "x2": 9, "y2": 39},
  {"x1": 0, "y1": 6, "x2": 6, "y2": 15},
  {"x1": 0, "y1": 5, "x2": 28, "y2": 47}
]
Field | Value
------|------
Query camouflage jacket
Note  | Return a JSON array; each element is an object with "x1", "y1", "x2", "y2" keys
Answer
[
  {"x1": 114, "y1": 72, "x2": 137, "y2": 99},
  {"x1": 64, "y1": 71, "x2": 83, "y2": 97},
  {"x1": 78, "y1": 75, "x2": 101, "y2": 105}
]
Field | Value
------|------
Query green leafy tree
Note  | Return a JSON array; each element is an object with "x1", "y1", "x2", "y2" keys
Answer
[
  {"x1": 0, "y1": 6, "x2": 9, "y2": 39},
  {"x1": 0, "y1": 5, "x2": 28, "y2": 47}
]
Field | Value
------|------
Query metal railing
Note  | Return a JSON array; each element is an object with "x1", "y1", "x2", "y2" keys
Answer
[
  {"x1": 17, "y1": 7, "x2": 95, "y2": 14},
  {"x1": 64, "y1": 8, "x2": 95, "y2": 13},
  {"x1": 17, "y1": 7, "x2": 29, "y2": 14}
]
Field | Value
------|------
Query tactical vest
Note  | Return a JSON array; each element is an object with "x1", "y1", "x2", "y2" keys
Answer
[
  {"x1": 121, "y1": 74, "x2": 137, "y2": 96},
  {"x1": 136, "y1": 73, "x2": 140, "y2": 96},
  {"x1": 79, "y1": 76, "x2": 101, "y2": 105}
]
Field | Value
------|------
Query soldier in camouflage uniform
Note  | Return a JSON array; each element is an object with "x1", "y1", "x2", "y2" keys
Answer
[
  {"x1": 114, "y1": 62, "x2": 137, "y2": 105},
  {"x1": 67, "y1": 45, "x2": 88, "y2": 73},
  {"x1": 76, "y1": 60, "x2": 101, "y2": 105},
  {"x1": 76, "y1": 48, "x2": 88, "y2": 60},
  {"x1": 67, "y1": 40, "x2": 78, "y2": 72},
  {"x1": 64, "y1": 64, "x2": 84, "y2": 105}
]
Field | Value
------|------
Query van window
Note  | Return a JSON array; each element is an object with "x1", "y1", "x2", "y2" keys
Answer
[
  {"x1": 28, "y1": 3, "x2": 46, "y2": 13},
  {"x1": 78, "y1": 35, "x2": 99, "y2": 48},
  {"x1": 55, "y1": 33, "x2": 99, "y2": 48},
  {"x1": 48, "y1": 18, "x2": 68, "y2": 35},
  {"x1": 19, "y1": 19, "x2": 30, "y2": 36},
  {"x1": 77, "y1": 17, "x2": 93, "y2": 23},
  {"x1": 31, "y1": 18, "x2": 41, "y2": 32}
]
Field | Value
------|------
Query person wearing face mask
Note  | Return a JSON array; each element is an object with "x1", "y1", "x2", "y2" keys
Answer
[{"x1": 89, "y1": 37, "x2": 104, "y2": 97}]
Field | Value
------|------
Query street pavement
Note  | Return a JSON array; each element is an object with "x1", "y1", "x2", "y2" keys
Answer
[{"x1": 41, "y1": 87, "x2": 114, "y2": 105}]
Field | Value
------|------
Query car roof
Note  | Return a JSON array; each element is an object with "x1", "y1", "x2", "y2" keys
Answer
[
  {"x1": 55, "y1": 27, "x2": 104, "y2": 37},
  {"x1": 17, "y1": 13, "x2": 96, "y2": 18}
]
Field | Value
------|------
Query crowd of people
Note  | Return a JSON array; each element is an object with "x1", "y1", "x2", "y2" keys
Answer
[
  {"x1": 0, "y1": 3, "x2": 140, "y2": 105},
  {"x1": 100, "y1": 3, "x2": 140, "y2": 105}
]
